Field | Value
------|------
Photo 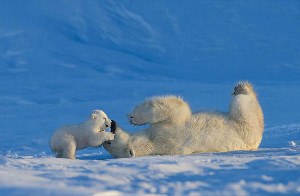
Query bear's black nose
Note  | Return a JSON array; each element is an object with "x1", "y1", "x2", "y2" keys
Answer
[{"x1": 106, "y1": 125, "x2": 109, "y2": 127}]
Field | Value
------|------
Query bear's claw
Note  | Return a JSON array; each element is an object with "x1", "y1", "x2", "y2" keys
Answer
[{"x1": 232, "y1": 81, "x2": 253, "y2": 96}]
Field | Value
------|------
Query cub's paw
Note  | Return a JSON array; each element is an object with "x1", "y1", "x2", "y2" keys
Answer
[
  {"x1": 106, "y1": 132, "x2": 115, "y2": 141},
  {"x1": 232, "y1": 81, "x2": 254, "y2": 96}
]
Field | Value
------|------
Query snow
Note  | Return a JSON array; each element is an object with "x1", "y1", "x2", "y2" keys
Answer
[{"x1": 0, "y1": 1, "x2": 300, "y2": 195}]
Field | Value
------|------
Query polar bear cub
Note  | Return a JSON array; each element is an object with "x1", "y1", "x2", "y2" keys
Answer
[{"x1": 50, "y1": 110, "x2": 115, "y2": 159}]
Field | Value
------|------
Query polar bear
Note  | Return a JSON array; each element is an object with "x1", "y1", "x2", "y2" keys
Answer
[
  {"x1": 50, "y1": 110, "x2": 115, "y2": 159},
  {"x1": 104, "y1": 81, "x2": 264, "y2": 158}
]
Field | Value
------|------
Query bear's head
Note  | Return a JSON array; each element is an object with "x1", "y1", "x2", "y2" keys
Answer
[
  {"x1": 90, "y1": 109, "x2": 111, "y2": 132},
  {"x1": 103, "y1": 121, "x2": 134, "y2": 158}
]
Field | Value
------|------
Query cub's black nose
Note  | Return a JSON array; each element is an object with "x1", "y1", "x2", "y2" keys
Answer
[{"x1": 111, "y1": 120, "x2": 117, "y2": 134}]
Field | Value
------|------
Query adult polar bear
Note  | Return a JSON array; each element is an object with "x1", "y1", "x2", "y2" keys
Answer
[{"x1": 104, "y1": 81, "x2": 264, "y2": 158}]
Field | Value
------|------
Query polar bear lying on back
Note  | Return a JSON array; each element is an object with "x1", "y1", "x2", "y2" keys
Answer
[
  {"x1": 50, "y1": 110, "x2": 115, "y2": 159},
  {"x1": 104, "y1": 81, "x2": 264, "y2": 158}
]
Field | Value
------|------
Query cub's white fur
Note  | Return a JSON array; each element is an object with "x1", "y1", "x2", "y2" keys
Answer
[
  {"x1": 50, "y1": 110, "x2": 114, "y2": 159},
  {"x1": 104, "y1": 81, "x2": 264, "y2": 158}
]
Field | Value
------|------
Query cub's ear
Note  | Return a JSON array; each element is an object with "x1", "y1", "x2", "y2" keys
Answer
[{"x1": 91, "y1": 113, "x2": 97, "y2": 120}]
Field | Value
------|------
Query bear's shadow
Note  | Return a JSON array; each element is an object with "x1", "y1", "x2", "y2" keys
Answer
[
  {"x1": 78, "y1": 153, "x2": 113, "y2": 160},
  {"x1": 76, "y1": 147, "x2": 114, "y2": 160}
]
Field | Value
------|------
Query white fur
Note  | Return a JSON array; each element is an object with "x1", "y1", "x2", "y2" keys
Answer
[
  {"x1": 50, "y1": 110, "x2": 114, "y2": 159},
  {"x1": 104, "y1": 82, "x2": 264, "y2": 158}
]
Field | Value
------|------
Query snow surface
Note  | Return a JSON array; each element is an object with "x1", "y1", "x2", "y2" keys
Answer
[{"x1": 0, "y1": 1, "x2": 300, "y2": 195}]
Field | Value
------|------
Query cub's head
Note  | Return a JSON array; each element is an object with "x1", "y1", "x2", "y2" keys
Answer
[
  {"x1": 103, "y1": 120, "x2": 134, "y2": 158},
  {"x1": 90, "y1": 110, "x2": 111, "y2": 131}
]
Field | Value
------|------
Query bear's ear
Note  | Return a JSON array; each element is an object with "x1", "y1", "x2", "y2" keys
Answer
[{"x1": 91, "y1": 113, "x2": 97, "y2": 120}]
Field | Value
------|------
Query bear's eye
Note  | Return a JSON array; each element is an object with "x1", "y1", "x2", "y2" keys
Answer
[{"x1": 129, "y1": 149, "x2": 134, "y2": 157}]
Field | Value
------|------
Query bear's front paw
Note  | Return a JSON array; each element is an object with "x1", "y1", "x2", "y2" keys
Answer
[
  {"x1": 128, "y1": 115, "x2": 136, "y2": 125},
  {"x1": 106, "y1": 132, "x2": 115, "y2": 141},
  {"x1": 232, "y1": 81, "x2": 254, "y2": 96},
  {"x1": 127, "y1": 114, "x2": 142, "y2": 126},
  {"x1": 110, "y1": 120, "x2": 117, "y2": 134}
]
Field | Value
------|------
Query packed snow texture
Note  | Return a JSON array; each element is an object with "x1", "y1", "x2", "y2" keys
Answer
[{"x1": 0, "y1": 1, "x2": 300, "y2": 195}]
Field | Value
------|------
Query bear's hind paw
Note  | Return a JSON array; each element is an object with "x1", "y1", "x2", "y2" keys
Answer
[{"x1": 232, "y1": 81, "x2": 254, "y2": 96}]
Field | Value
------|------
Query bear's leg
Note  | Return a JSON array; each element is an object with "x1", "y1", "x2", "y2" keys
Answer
[
  {"x1": 88, "y1": 132, "x2": 114, "y2": 147},
  {"x1": 128, "y1": 96, "x2": 192, "y2": 126},
  {"x1": 62, "y1": 141, "x2": 76, "y2": 159},
  {"x1": 229, "y1": 81, "x2": 264, "y2": 149},
  {"x1": 127, "y1": 103, "x2": 153, "y2": 126},
  {"x1": 230, "y1": 81, "x2": 257, "y2": 119}
]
